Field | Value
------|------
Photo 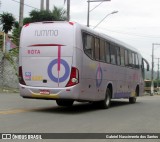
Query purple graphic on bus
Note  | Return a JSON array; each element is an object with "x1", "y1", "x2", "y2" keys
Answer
[{"x1": 96, "y1": 64, "x2": 103, "y2": 88}]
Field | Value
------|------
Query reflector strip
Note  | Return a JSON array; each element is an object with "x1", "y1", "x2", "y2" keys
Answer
[
  {"x1": 28, "y1": 44, "x2": 65, "y2": 47},
  {"x1": 31, "y1": 93, "x2": 59, "y2": 99}
]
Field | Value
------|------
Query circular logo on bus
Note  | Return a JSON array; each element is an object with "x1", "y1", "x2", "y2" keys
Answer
[
  {"x1": 47, "y1": 59, "x2": 70, "y2": 83},
  {"x1": 96, "y1": 65, "x2": 103, "y2": 88}
]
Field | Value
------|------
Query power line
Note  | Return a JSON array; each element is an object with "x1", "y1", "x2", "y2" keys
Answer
[
  {"x1": 90, "y1": 2, "x2": 103, "y2": 12},
  {"x1": 11, "y1": 0, "x2": 39, "y2": 10},
  {"x1": 94, "y1": 27, "x2": 160, "y2": 38}
]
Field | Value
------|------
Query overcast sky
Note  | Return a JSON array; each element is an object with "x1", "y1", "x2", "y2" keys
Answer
[{"x1": 1, "y1": 0, "x2": 160, "y2": 71}]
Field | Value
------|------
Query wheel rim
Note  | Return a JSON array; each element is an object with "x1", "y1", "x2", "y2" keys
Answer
[{"x1": 106, "y1": 90, "x2": 110, "y2": 106}]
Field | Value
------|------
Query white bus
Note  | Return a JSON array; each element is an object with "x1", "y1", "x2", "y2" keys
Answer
[{"x1": 19, "y1": 21, "x2": 149, "y2": 109}]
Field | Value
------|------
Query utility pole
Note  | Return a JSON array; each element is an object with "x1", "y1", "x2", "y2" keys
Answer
[
  {"x1": 151, "y1": 43, "x2": 160, "y2": 95},
  {"x1": 87, "y1": 0, "x2": 111, "y2": 27},
  {"x1": 46, "y1": 0, "x2": 49, "y2": 11},
  {"x1": 67, "y1": 0, "x2": 70, "y2": 21},
  {"x1": 19, "y1": 0, "x2": 24, "y2": 28},
  {"x1": 158, "y1": 58, "x2": 160, "y2": 92},
  {"x1": 158, "y1": 58, "x2": 160, "y2": 80},
  {"x1": 151, "y1": 43, "x2": 154, "y2": 95},
  {"x1": 40, "y1": 0, "x2": 44, "y2": 10},
  {"x1": 155, "y1": 58, "x2": 160, "y2": 80},
  {"x1": 154, "y1": 58, "x2": 160, "y2": 93}
]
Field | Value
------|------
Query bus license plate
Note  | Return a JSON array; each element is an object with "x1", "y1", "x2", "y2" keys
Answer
[{"x1": 40, "y1": 90, "x2": 50, "y2": 95}]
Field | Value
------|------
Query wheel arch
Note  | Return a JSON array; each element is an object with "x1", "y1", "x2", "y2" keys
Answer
[
  {"x1": 136, "y1": 85, "x2": 140, "y2": 96},
  {"x1": 107, "y1": 83, "x2": 113, "y2": 99}
]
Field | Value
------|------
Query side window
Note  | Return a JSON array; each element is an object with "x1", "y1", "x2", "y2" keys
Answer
[
  {"x1": 83, "y1": 33, "x2": 95, "y2": 59},
  {"x1": 95, "y1": 38, "x2": 100, "y2": 60},
  {"x1": 104, "y1": 41, "x2": 110, "y2": 63},
  {"x1": 100, "y1": 39, "x2": 105, "y2": 62},
  {"x1": 132, "y1": 52, "x2": 135, "y2": 68},
  {"x1": 110, "y1": 44, "x2": 116, "y2": 64},
  {"x1": 125, "y1": 50, "x2": 129, "y2": 66},
  {"x1": 116, "y1": 46, "x2": 121, "y2": 65},
  {"x1": 135, "y1": 53, "x2": 139, "y2": 68},
  {"x1": 120, "y1": 48, "x2": 125, "y2": 66},
  {"x1": 141, "y1": 59, "x2": 145, "y2": 79},
  {"x1": 128, "y1": 50, "x2": 132, "y2": 67}
]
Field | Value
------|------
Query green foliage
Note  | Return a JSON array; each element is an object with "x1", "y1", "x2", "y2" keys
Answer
[
  {"x1": 6, "y1": 47, "x2": 19, "y2": 58},
  {"x1": 156, "y1": 79, "x2": 160, "y2": 87},
  {"x1": 14, "y1": 21, "x2": 19, "y2": 29},
  {"x1": 0, "y1": 12, "x2": 15, "y2": 34},
  {"x1": 23, "y1": 17, "x2": 32, "y2": 25},
  {"x1": 7, "y1": 21, "x2": 21, "y2": 47},
  {"x1": 12, "y1": 22, "x2": 21, "y2": 47},
  {"x1": 0, "y1": 12, "x2": 19, "y2": 78},
  {"x1": 30, "y1": 10, "x2": 53, "y2": 22},
  {"x1": 3, "y1": 47, "x2": 19, "y2": 77},
  {"x1": 145, "y1": 80, "x2": 160, "y2": 87},
  {"x1": 0, "y1": 34, "x2": 3, "y2": 51},
  {"x1": 23, "y1": 7, "x2": 67, "y2": 25},
  {"x1": 52, "y1": 6, "x2": 67, "y2": 21}
]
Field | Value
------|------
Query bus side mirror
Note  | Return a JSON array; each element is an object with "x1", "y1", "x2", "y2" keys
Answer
[
  {"x1": 146, "y1": 64, "x2": 149, "y2": 71},
  {"x1": 142, "y1": 58, "x2": 149, "y2": 71}
]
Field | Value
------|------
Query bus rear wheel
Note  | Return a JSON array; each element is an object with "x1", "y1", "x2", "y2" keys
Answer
[
  {"x1": 99, "y1": 88, "x2": 111, "y2": 109},
  {"x1": 56, "y1": 99, "x2": 74, "y2": 107}
]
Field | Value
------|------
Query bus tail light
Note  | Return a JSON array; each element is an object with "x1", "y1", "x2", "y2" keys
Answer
[
  {"x1": 19, "y1": 66, "x2": 26, "y2": 85},
  {"x1": 66, "y1": 67, "x2": 79, "y2": 87}
]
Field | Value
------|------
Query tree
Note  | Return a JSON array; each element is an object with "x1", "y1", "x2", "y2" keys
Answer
[
  {"x1": 0, "y1": 12, "x2": 15, "y2": 34},
  {"x1": 23, "y1": 6, "x2": 67, "y2": 25},
  {"x1": 0, "y1": 12, "x2": 18, "y2": 84},
  {"x1": 30, "y1": 10, "x2": 53, "y2": 22},
  {"x1": 12, "y1": 21, "x2": 21, "y2": 47},
  {"x1": 0, "y1": 33, "x2": 3, "y2": 51},
  {"x1": 52, "y1": 6, "x2": 67, "y2": 21}
]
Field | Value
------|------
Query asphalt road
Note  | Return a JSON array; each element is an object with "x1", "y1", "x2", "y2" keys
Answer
[{"x1": 0, "y1": 93, "x2": 160, "y2": 142}]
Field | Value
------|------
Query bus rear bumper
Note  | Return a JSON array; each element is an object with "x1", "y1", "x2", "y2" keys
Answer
[{"x1": 19, "y1": 84, "x2": 80, "y2": 100}]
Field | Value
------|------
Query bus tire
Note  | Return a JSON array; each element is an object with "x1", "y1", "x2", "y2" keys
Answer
[
  {"x1": 99, "y1": 88, "x2": 111, "y2": 109},
  {"x1": 129, "y1": 97, "x2": 136, "y2": 103},
  {"x1": 56, "y1": 99, "x2": 74, "y2": 107}
]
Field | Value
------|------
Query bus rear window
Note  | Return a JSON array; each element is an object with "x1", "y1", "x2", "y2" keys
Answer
[{"x1": 83, "y1": 33, "x2": 95, "y2": 59}]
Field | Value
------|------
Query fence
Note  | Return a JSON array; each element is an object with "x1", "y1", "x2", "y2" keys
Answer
[{"x1": 0, "y1": 51, "x2": 19, "y2": 90}]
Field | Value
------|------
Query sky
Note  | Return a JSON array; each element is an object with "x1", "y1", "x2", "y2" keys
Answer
[{"x1": 1, "y1": 0, "x2": 160, "y2": 72}]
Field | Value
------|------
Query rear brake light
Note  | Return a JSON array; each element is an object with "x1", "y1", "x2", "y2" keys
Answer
[
  {"x1": 69, "y1": 22, "x2": 74, "y2": 25},
  {"x1": 66, "y1": 67, "x2": 79, "y2": 87},
  {"x1": 19, "y1": 66, "x2": 26, "y2": 85},
  {"x1": 24, "y1": 23, "x2": 30, "y2": 27}
]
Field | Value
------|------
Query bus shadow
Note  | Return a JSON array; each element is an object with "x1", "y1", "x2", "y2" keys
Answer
[
  {"x1": 110, "y1": 100, "x2": 130, "y2": 108},
  {"x1": 32, "y1": 100, "x2": 133, "y2": 114},
  {"x1": 33, "y1": 103, "x2": 99, "y2": 114}
]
